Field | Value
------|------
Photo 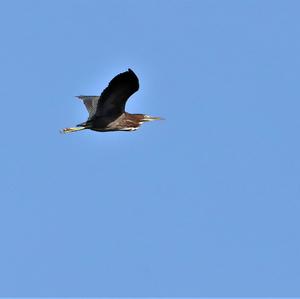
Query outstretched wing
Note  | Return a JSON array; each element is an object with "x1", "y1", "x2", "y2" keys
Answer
[
  {"x1": 76, "y1": 96, "x2": 100, "y2": 120},
  {"x1": 95, "y1": 68, "x2": 139, "y2": 117}
]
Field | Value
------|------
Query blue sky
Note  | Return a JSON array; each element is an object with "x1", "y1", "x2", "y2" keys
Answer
[{"x1": 0, "y1": 0, "x2": 300, "y2": 297}]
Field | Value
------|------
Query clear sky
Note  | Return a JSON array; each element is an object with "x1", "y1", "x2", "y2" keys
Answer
[{"x1": 0, "y1": 0, "x2": 300, "y2": 297}]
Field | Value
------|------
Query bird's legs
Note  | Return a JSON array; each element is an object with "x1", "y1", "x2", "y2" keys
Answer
[
  {"x1": 142, "y1": 115, "x2": 164, "y2": 122},
  {"x1": 60, "y1": 126, "x2": 87, "y2": 134}
]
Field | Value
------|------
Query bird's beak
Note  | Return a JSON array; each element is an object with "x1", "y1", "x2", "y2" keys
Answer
[{"x1": 60, "y1": 126, "x2": 86, "y2": 134}]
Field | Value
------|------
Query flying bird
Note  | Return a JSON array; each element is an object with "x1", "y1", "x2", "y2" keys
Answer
[{"x1": 61, "y1": 69, "x2": 163, "y2": 133}]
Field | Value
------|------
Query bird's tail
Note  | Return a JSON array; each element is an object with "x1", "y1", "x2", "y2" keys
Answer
[
  {"x1": 60, "y1": 126, "x2": 87, "y2": 134},
  {"x1": 142, "y1": 115, "x2": 165, "y2": 122}
]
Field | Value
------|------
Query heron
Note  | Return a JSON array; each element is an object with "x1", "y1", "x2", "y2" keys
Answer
[{"x1": 61, "y1": 69, "x2": 163, "y2": 133}]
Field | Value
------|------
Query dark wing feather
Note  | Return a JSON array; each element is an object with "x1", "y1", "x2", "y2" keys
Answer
[{"x1": 95, "y1": 69, "x2": 139, "y2": 117}]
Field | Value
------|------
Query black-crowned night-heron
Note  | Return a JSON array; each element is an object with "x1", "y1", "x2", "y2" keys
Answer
[{"x1": 61, "y1": 69, "x2": 163, "y2": 133}]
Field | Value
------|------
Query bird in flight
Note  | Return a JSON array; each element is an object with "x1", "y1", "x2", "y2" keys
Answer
[{"x1": 61, "y1": 69, "x2": 163, "y2": 133}]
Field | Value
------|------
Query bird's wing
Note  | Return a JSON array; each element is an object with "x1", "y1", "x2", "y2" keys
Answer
[
  {"x1": 95, "y1": 68, "x2": 139, "y2": 117},
  {"x1": 76, "y1": 96, "x2": 100, "y2": 119}
]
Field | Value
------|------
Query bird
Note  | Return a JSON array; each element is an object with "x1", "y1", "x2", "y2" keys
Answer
[{"x1": 61, "y1": 68, "x2": 163, "y2": 133}]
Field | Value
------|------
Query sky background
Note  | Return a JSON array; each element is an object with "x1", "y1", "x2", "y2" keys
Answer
[{"x1": 0, "y1": 0, "x2": 300, "y2": 297}]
